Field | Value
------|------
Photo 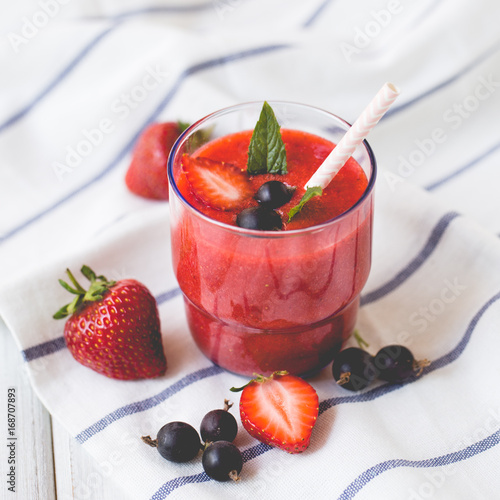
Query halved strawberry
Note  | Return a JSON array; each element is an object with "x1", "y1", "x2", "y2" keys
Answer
[
  {"x1": 181, "y1": 154, "x2": 253, "y2": 211},
  {"x1": 231, "y1": 371, "x2": 319, "y2": 453}
]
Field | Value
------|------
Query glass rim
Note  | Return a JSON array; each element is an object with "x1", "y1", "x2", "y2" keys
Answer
[{"x1": 167, "y1": 100, "x2": 377, "y2": 238}]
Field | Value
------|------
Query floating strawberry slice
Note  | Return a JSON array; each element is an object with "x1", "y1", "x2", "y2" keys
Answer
[
  {"x1": 231, "y1": 371, "x2": 319, "y2": 454},
  {"x1": 181, "y1": 154, "x2": 253, "y2": 210}
]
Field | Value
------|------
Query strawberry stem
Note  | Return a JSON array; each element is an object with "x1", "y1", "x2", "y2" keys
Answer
[
  {"x1": 57, "y1": 278, "x2": 81, "y2": 295},
  {"x1": 53, "y1": 265, "x2": 116, "y2": 319},
  {"x1": 65, "y1": 268, "x2": 87, "y2": 293},
  {"x1": 230, "y1": 371, "x2": 288, "y2": 392}
]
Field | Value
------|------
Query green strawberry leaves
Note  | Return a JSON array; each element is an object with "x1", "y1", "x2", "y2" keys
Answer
[
  {"x1": 247, "y1": 101, "x2": 287, "y2": 175},
  {"x1": 53, "y1": 266, "x2": 116, "y2": 319},
  {"x1": 230, "y1": 371, "x2": 289, "y2": 392}
]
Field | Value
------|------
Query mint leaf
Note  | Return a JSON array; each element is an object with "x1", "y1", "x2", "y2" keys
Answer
[
  {"x1": 287, "y1": 186, "x2": 323, "y2": 222},
  {"x1": 247, "y1": 101, "x2": 287, "y2": 175}
]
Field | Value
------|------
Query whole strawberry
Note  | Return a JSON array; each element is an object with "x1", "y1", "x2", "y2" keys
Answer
[
  {"x1": 125, "y1": 121, "x2": 188, "y2": 200},
  {"x1": 231, "y1": 371, "x2": 319, "y2": 454},
  {"x1": 54, "y1": 265, "x2": 167, "y2": 380}
]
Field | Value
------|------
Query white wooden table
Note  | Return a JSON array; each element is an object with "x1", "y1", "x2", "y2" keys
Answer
[{"x1": 1, "y1": 319, "x2": 123, "y2": 500}]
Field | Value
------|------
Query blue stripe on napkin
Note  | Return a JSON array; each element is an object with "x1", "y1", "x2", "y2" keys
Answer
[
  {"x1": 0, "y1": 26, "x2": 117, "y2": 134},
  {"x1": 149, "y1": 428, "x2": 500, "y2": 499},
  {"x1": 150, "y1": 442, "x2": 272, "y2": 499},
  {"x1": 338, "y1": 428, "x2": 500, "y2": 500},
  {"x1": 384, "y1": 40, "x2": 500, "y2": 119},
  {"x1": 361, "y1": 211, "x2": 460, "y2": 306},
  {"x1": 21, "y1": 336, "x2": 67, "y2": 362},
  {"x1": 75, "y1": 365, "x2": 223, "y2": 444},
  {"x1": 322, "y1": 290, "x2": 500, "y2": 412},
  {"x1": 425, "y1": 139, "x2": 500, "y2": 191},
  {"x1": 81, "y1": 2, "x2": 214, "y2": 22}
]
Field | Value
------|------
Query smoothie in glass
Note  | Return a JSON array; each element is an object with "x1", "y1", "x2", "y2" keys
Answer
[{"x1": 168, "y1": 101, "x2": 376, "y2": 376}]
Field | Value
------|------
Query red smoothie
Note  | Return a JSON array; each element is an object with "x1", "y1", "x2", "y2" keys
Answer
[
  {"x1": 168, "y1": 102, "x2": 375, "y2": 376},
  {"x1": 175, "y1": 129, "x2": 368, "y2": 231}
]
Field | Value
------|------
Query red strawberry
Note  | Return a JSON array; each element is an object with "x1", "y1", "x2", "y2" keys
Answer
[
  {"x1": 181, "y1": 155, "x2": 253, "y2": 210},
  {"x1": 125, "y1": 121, "x2": 188, "y2": 200},
  {"x1": 231, "y1": 371, "x2": 319, "y2": 453},
  {"x1": 53, "y1": 265, "x2": 167, "y2": 380}
]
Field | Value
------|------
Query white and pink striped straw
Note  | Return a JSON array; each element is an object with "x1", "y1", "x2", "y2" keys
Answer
[{"x1": 305, "y1": 82, "x2": 400, "y2": 190}]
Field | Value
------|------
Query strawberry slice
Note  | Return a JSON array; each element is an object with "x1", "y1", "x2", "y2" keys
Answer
[
  {"x1": 232, "y1": 371, "x2": 319, "y2": 454},
  {"x1": 181, "y1": 154, "x2": 252, "y2": 211}
]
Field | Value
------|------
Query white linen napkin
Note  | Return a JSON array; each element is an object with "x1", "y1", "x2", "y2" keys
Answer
[{"x1": 1, "y1": 0, "x2": 500, "y2": 498}]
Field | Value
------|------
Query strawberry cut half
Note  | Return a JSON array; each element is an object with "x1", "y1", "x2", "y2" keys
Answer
[
  {"x1": 181, "y1": 154, "x2": 253, "y2": 211},
  {"x1": 232, "y1": 371, "x2": 319, "y2": 454}
]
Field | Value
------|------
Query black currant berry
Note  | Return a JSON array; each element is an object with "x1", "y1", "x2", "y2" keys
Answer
[
  {"x1": 202, "y1": 441, "x2": 243, "y2": 482},
  {"x1": 141, "y1": 421, "x2": 201, "y2": 463},
  {"x1": 236, "y1": 206, "x2": 282, "y2": 230},
  {"x1": 332, "y1": 347, "x2": 377, "y2": 391},
  {"x1": 374, "y1": 345, "x2": 430, "y2": 383},
  {"x1": 255, "y1": 181, "x2": 294, "y2": 209},
  {"x1": 200, "y1": 399, "x2": 238, "y2": 444}
]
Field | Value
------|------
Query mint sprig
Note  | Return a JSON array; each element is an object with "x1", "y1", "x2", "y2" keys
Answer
[
  {"x1": 247, "y1": 101, "x2": 287, "y2": 175},
  {"x1": 287, "y1": 186, "x2": 322, "y2": 222}
]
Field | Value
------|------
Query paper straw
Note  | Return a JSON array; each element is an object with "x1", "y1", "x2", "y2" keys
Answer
[{"x1": 305, "y1": 82, "x2": 400, "y2": 190}]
